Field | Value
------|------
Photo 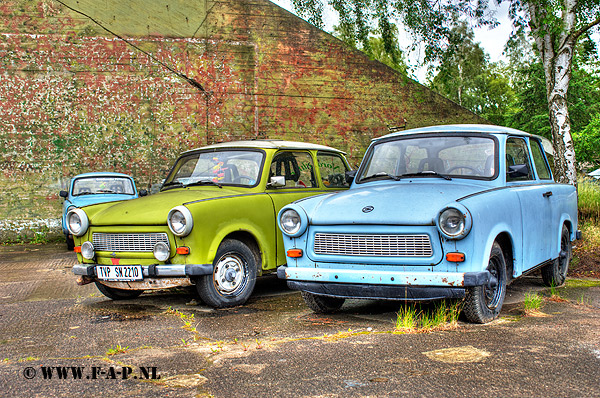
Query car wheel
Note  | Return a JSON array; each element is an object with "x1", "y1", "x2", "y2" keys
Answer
[
  {"x1": 95, "y1": 282, "x2": 143, "y2": 300},
  {"x1": 196, "y1": 239, "x2": 258, "y2": 308},
  {"x1": 541, "y1": 224, "x2": 571, "y2": 287},
  {"x1": 66, "y1": 235, "x2": 74, "y2": 251},
  {"x1": 463, "y1": 241, "x2": 507, "y2": 323},
  {"x1": 301, "y1": 291, "x2": 345, "y2": 313}
]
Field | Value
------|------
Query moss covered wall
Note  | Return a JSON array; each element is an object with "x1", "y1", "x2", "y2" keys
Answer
[{"x1": 0, "y1": 0, "x2": 486, "y2": 238}]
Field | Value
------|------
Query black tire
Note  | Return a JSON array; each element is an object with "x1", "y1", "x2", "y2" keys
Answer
[
  {"x1": 301, "y1": 291, "x2": 345, "y2": 313},
  {"x1": 541, "y1": 224, "x2": 571, "y2": 287},
  {"x1": 95, "y1": 282, "x2": 143, "y2": 300},
  {"x1": 196, "y1": 239, "x2": 258, "y2": 308},
  {"x1": 66, "y1": 235, "x2": 74, "y2": 251},
  {"x1": 463, "y1": 241, "x2": 507, "y2": 323}
]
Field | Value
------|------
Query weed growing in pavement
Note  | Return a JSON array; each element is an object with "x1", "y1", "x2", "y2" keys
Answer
[
  {"x1": 523, "y1": 292, "x2": 544, "y2": 314},
  {"x1": 106, "y1": 344, "x2": 129, "y2": 356},
  {"x1": 547, "y1": 284, "x2": 568, "y2": 302},
  {"x1": 395, "y1": 301, "x2": 461, "y2": 332}
]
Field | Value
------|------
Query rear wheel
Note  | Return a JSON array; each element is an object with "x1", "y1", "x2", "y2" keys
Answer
[
  {"x1": 301, "y1": 291, "x2": 345, "y2": 313},
  {"x1": 196, "y1": 239, "x2": 258, "y2": 308},
  {"x1": 95, "y1": 282, "x2": 143, "y2": 300},
  {"x1": 463, "y1": 242, "x2": 507, "y2": 323},
  {"x1": 541, "y1": 224, "x2": 571, "y2": 287}
]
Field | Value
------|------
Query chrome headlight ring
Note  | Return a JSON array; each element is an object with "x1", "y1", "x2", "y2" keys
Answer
[
  {"x1": 67, "y1": 208, "x2": 89, "y2": 237},
  {"x1": 278, "y1": 205, "x2": 308, "y2": 237},
  {"x1": 436, "y1": 204, "x2": 472, "y2": 240},
  {"x1": 167, "y1": 206, "x2": 194, "y2": 237}
]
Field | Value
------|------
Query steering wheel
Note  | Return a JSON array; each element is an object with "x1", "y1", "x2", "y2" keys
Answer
[
  {"x1": 446, "y1": 166, "x2": 480, "y2": 175},
  {"x1": 232, "y1": 175, "x2": 254, "y2": 184}
]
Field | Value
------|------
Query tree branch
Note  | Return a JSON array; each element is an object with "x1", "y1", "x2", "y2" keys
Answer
[{"x1": 572, "y1": 16, "x2": 600, "y2": 41}]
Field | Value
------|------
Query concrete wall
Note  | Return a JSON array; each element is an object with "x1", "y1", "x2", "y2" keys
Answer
[{"x1": 0, "y1": 0, "x2": 486, "y2": 241}]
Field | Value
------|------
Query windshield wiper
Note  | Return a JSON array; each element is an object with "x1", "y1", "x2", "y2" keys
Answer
[
  {"x1": 399, "y1": 171, "x2": 452, "y2": 181},
  {"x1": 75, "y1": 191, "x2": 95, "y2": 196},
  {"x1": 185, "y1": 180, "x2": 223, "y2": 189},
  {"x1": 96, "y1": 189, "x2": 116, "y2": 194},
  {"x1": 160, "y1": 181, "x2": 184, "y2": 191},
  {"x1": 360, "y1": 172, "x2": 402, "y2": 182}
]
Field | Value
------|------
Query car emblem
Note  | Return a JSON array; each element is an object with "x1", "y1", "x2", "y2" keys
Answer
[
  {"x1": 111, "y1": 252, "x2": 117, "y2": 258},
  {"x1": 362, "y1": 206, "x2": 374, "y2": 213}
]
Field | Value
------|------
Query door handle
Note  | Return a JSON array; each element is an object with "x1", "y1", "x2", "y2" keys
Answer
[{"x1": 543, "y1": 191, "x2": 553, "y2": 198}]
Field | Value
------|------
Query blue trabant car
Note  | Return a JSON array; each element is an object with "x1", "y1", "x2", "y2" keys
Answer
[
  {"x1": 60, "y1": 172, "x2": 145, "y2": 250},
  {"x1": 277, "y1": 124, "x2": 579, "y2": 323}
]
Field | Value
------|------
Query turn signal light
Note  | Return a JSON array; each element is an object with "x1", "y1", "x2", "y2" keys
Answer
[
  {"x1": 446, "y1": 252, "x2": 465, "y2": 262},
  {"x1": 287, "y1": 249, "x2": 303, "y2": 258},
  {"x1": 74, "y1": 246, "x2": 82, "y2": 253},
  {"x1": 176, "y1": 247, "x2": 190, "y2": 255}
]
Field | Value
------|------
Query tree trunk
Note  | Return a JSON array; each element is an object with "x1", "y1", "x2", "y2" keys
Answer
[{"x1": 527, "y1": 1, "x2": 578, "y2": 186}]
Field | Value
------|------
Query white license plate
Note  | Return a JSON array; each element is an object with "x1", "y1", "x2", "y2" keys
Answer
[{"x1": 96, "y1": 265, "x2": 143, "y2": 281}]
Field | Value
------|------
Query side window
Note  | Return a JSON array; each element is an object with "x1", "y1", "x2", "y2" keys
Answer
[
  {"x1": 506, "y1": 137, "x2": 533, "y2": 181},
  {"x1": 317, "y1": 152, "x2": 349, "y2": 188},
  {"x1": 530, "y1": 140, "x2": 552, "y2": 180},
  {"x1": 269, "y1": 151, "x2": 317, "y2": 188}
]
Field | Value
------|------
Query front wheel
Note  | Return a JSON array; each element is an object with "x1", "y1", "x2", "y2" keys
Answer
[
  {"x1": 463, "y1": 242, "x2": 507, "y2": 323},
  {"x1": 196, "y1": 239, "x2": 258, "y2": 308},
  {"x1": 301, "y1": 291, "x2": 345, "y2": 313},
  {"x1": 541, "y1": 224, "x2": 571, "y2": 287},
  {"x1": 95, "y1": 282, "x2": 143, "y2": 300}
]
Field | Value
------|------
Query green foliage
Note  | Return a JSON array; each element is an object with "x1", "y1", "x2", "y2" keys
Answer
[
  {"x1": 395, "y1": 300, "x2": 461, "y2": 331},
  {"x1": 523, "y1": 292, "x2": 543, "y2": 312},
  {"x1": 578, "y1": 179, "x2": 600, "y2": 221}
]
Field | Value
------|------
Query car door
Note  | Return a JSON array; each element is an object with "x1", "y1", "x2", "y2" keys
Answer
[
  {"x1": 266, "y1": 151, "x2": 324, "y2": 266},
  {"x1": 507, "y1": 137, "x2": 553, "y2": 274}
]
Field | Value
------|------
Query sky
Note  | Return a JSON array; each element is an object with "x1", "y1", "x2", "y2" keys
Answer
[{"x1": 271, "y1": 0, "x2": 514, "y2": 82}]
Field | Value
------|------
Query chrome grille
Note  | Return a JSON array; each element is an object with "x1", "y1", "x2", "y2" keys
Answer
[
  {"x1": 92, "y1": 233, "x2": 169, "y2": 252},
  {"x1": 313, "y1": 233, "x2": 433, "y2": 257}
]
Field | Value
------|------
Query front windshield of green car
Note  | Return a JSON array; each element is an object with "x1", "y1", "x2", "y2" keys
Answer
[
  {"x1": 358, "y1": 134, "x2": 497, "y2": 182},
  {"x1": 72, "y1": 177, "x2": 135, "y2": 196},
  {"x1": 165, "y1": 150, "x2": 264, "y2": 188}
]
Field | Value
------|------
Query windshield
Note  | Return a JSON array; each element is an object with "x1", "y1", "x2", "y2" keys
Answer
[
  {"x1": 72, "y1": 177, "x2": 135, "y2": 196},
  {"x1": 164, "y1": 150, "x2": 264, "y2": 188},
  {"x1": 358, "y1": 134, "x2": 497, "y2": 182}
]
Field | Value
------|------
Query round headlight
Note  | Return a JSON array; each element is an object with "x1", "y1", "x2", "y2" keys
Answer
[
  {"x1": 153, "y1": 242, "x2": 170, "y2": 262},
  {"x1": 81, "y1": 241, "x2": 95, "y2": 260},
  {"x1": 167, "y1": 206, "x2": 193, "y2": 237},
  {"x1": 280, "y1": 209, "x2": 302, "y2": 235},
  {"x1": 437, "y1": 206, "x2": 471, "y2": 239},
  {"x1": 67, "y1": 208, "x2": 89, "y2": 237}
]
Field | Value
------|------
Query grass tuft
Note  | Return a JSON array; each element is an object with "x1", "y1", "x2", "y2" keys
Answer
[{"x1": 395, "y1": 301, "x2": 461, "y2": 332}]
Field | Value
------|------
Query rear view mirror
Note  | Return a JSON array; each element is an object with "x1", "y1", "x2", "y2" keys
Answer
[
  {"x1": 59, "y1": 190, "x2": 68, "y2": 198},
  {"x1": 138, "y1": 189, "x2": 148, "y2": 197},
  {"x1": 267, "y1": 176, "x2": 286, "y2": 188},
  {"x1": 508, "y1": 164, "x2": 529, "y2": 178},
  {"x1": 345, "y1": 170, "x2": 357, "y2": 184}
]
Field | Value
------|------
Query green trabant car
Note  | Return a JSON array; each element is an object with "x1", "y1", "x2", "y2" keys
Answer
[{"x1": 69, "y1": 140, "x2": 350, "y2": 307}]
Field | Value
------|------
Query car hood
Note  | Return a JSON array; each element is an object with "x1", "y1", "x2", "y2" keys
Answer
[
  {"x1": 84, "y1": 187, "x2": 241, "y2": 226},
  {"x1": 305, "y1": 180, "x2": 489, "y2": 225},
  {"x1": 69, "y1": 194, "x2": 136, "y2": 208}
]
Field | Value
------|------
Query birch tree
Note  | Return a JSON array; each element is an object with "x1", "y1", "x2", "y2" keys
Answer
[{"x1": 291, "y1": 0, "x2": 600, "y2": 185}]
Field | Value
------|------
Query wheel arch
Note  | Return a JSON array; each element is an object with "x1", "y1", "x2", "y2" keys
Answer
[
  {"x1": 494, "y1": 232, "x2": 515, "y2": 281},
  {"x1": 221, "y1": 230, "x2": 264, "y2": 274}
]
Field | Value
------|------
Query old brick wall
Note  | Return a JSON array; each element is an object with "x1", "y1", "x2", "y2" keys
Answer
[{"x1": 0, "y1": 0, "x2": 486, "y2": 239}]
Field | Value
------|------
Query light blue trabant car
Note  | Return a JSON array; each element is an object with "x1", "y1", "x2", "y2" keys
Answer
[
  {"x1": 60, "y1": 172, "x2": 146, "y2": 250},
  {"x1": 277, "y1": 124, "x2": 580, "y2": 323}
]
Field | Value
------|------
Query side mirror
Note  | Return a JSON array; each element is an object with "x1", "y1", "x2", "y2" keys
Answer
[
  {"x1": 139, "y1": 189, "x2": 148, "y2": 197},
  {"x1": 59, "y1": 190, "x2": 68, "y2": 198},
  {"x1": 267, "y1": 176, "x2": 286, "y2": 188},
  {"x1": 508, "y1": 164, "x2": 529, "y2": 178},
  {"x1": 345, "y1": 170, "x2": 357, "y2": 184}
]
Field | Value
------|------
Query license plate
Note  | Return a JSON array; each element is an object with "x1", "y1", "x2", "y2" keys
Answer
[{"x1": 96, "y1": 265, "x2": 143, "y2": 281}]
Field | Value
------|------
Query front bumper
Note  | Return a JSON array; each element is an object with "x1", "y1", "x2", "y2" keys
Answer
[
  {"x1": 277, "y1": 265, "x2": 490, "y2": 301},
  {"x1": 73, "y1": 263, "x2": 213, "y2": 278}
]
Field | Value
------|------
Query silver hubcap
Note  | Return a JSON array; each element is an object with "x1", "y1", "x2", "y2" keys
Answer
[{"x1": 213, "y1": 254, "x2": 246, "y2": 294}]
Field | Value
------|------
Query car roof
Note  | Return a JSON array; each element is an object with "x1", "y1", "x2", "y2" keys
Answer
[
  {"x1": 376, "y1": 124, "x2": 534, "y2": 141},
  {"x1": 181, "y1": 139, "x2": 346, "y2": 155},
  {"x1": 71, "y1": 172, "x2": 134, "y2": 179},
  {"x1": 375, "y1": 124, "x2": 554, "y2": 155}
]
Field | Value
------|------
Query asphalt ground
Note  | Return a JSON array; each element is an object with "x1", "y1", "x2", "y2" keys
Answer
[{"x1": 1, "y1": 243, "x2": 599, "y2": 397}]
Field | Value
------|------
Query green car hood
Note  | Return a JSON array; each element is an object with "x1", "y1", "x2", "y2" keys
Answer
[{"x1": 84, "y1": 187, "x2": 241, "y2": 226}]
